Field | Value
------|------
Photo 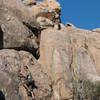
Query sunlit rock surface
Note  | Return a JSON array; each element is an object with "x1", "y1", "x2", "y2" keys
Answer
[{"x1": 0, "y1": 0, "x2": 100, "y2": 100}]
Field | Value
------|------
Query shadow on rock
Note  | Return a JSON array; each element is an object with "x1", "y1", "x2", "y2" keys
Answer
[
  {"x1": 0, "y1": 90, "x2": 6, "y2": 100},
  {"x1": 0, "y1": 27, "x2": 3, "y2": 49}
]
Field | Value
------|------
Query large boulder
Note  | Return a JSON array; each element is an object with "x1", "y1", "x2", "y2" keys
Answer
[
  {"x1": 31, "y1": 0, "x2": 61, "y2": 28},
  {"x1": 0, "y1": 0, "x2": 40, "y2": 57},
  {"x1": 0, "y1": 50, "x2": 22, "y2": 100},
  {"x1": 0, "y1": 0, "x2": 39, "y2": 27},
  {"x1": 0, "y1": 49, "x2": 52, "y2": 100}
]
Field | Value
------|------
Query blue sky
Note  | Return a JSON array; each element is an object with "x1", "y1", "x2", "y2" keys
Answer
[{"x1": 58, "y1": 0, "x2": 100, "y2": 30}]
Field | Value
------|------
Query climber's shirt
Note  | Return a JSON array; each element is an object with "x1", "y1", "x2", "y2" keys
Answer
[
  {"x1": 25, "y1": 70, "x2": 34, "y2": 89},
  {"x1": 26, "y1": 70, "x2": 32, "y2": 80}
]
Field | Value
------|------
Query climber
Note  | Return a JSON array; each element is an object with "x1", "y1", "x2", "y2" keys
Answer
[{"x1": 19, "y1": 65, "x2": 35, "y2": 100}]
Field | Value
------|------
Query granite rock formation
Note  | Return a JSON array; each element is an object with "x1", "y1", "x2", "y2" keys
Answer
[{"x1": 0, "y1": 0, "x2": 100, "y2": 100}]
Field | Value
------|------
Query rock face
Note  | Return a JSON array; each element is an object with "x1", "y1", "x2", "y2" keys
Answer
[
  {"x1": 31, "y1": 0, "x2": 61, "y2": 29},
  {"x1": 0, "y1": 0, "x2": 100, "y2": 100},
  {"x1": 39, "y1": 27, "x2": 100, "y2": 99},
  {"x1": 62, "y1": 27, "x2": 100, "y2": 99},
  {"x1": 19, "y1": 51, "x2": 52, "y2": 100},
  {"x1": 0, "y1": 49, "x2": 52, "y2": 100},
  {"x1": 0, "y1": 49, "x2": 21, "y2": 100},
  {"x1": 0, "y1": 70, "x2": 21, "y2": 100},
  {"x1": 0, "y1": 0, "x2": 40, "y2": 58},
  {"x1": 39, "y1": 29, "x2": 72, "y2": 99}
]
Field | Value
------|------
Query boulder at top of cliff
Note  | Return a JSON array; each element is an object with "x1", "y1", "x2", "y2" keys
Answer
[{"x1": 31, "y1": 0, "x2": 61, "y2": 28}]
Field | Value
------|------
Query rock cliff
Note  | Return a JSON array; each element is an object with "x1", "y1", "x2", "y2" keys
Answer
[{"x1": 0, "y1": 0, "x2": 100, "y2": 100}]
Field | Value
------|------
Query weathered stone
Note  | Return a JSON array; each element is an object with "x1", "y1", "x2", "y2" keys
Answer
[
  {"x1": 0, "y1": 71, "x2": 21, "y2": 100},
  {"x1": 65, "y1": 26, "x2": 100, "y2": 99},
  {"x1": 31, "y1": 0, "x2": 61, "y2": 28},
  {"x1": 0, "y1": 0, "x2": 39, "y2": 28},
  {"x1": 19, "y1": 51, "x2": 52, "y2": 100},
  {"x1": 1, "y1": 0, "x2": 100, "y2": 99},
  {"x1": 0, "y1": 0, "x2": 39, "y2": 57},
  {"x1": 24, "y1": 0, "x2": 36, "y2": 5},
  {"x1": 37, "y1": 16, "x2": 54, "y2": 28},
  {"x1": 39, "y1": 26, "x2": 100, "y2": 99},
  {"x1": 39, "y1": 29, "x2": 73, "y2": 100},
  {"x1": 0, "y1": 49, "x2": 21, "y2": 100},
  {"x1": 0, "y1": 49, "x2": 52, "y2": 100}
]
